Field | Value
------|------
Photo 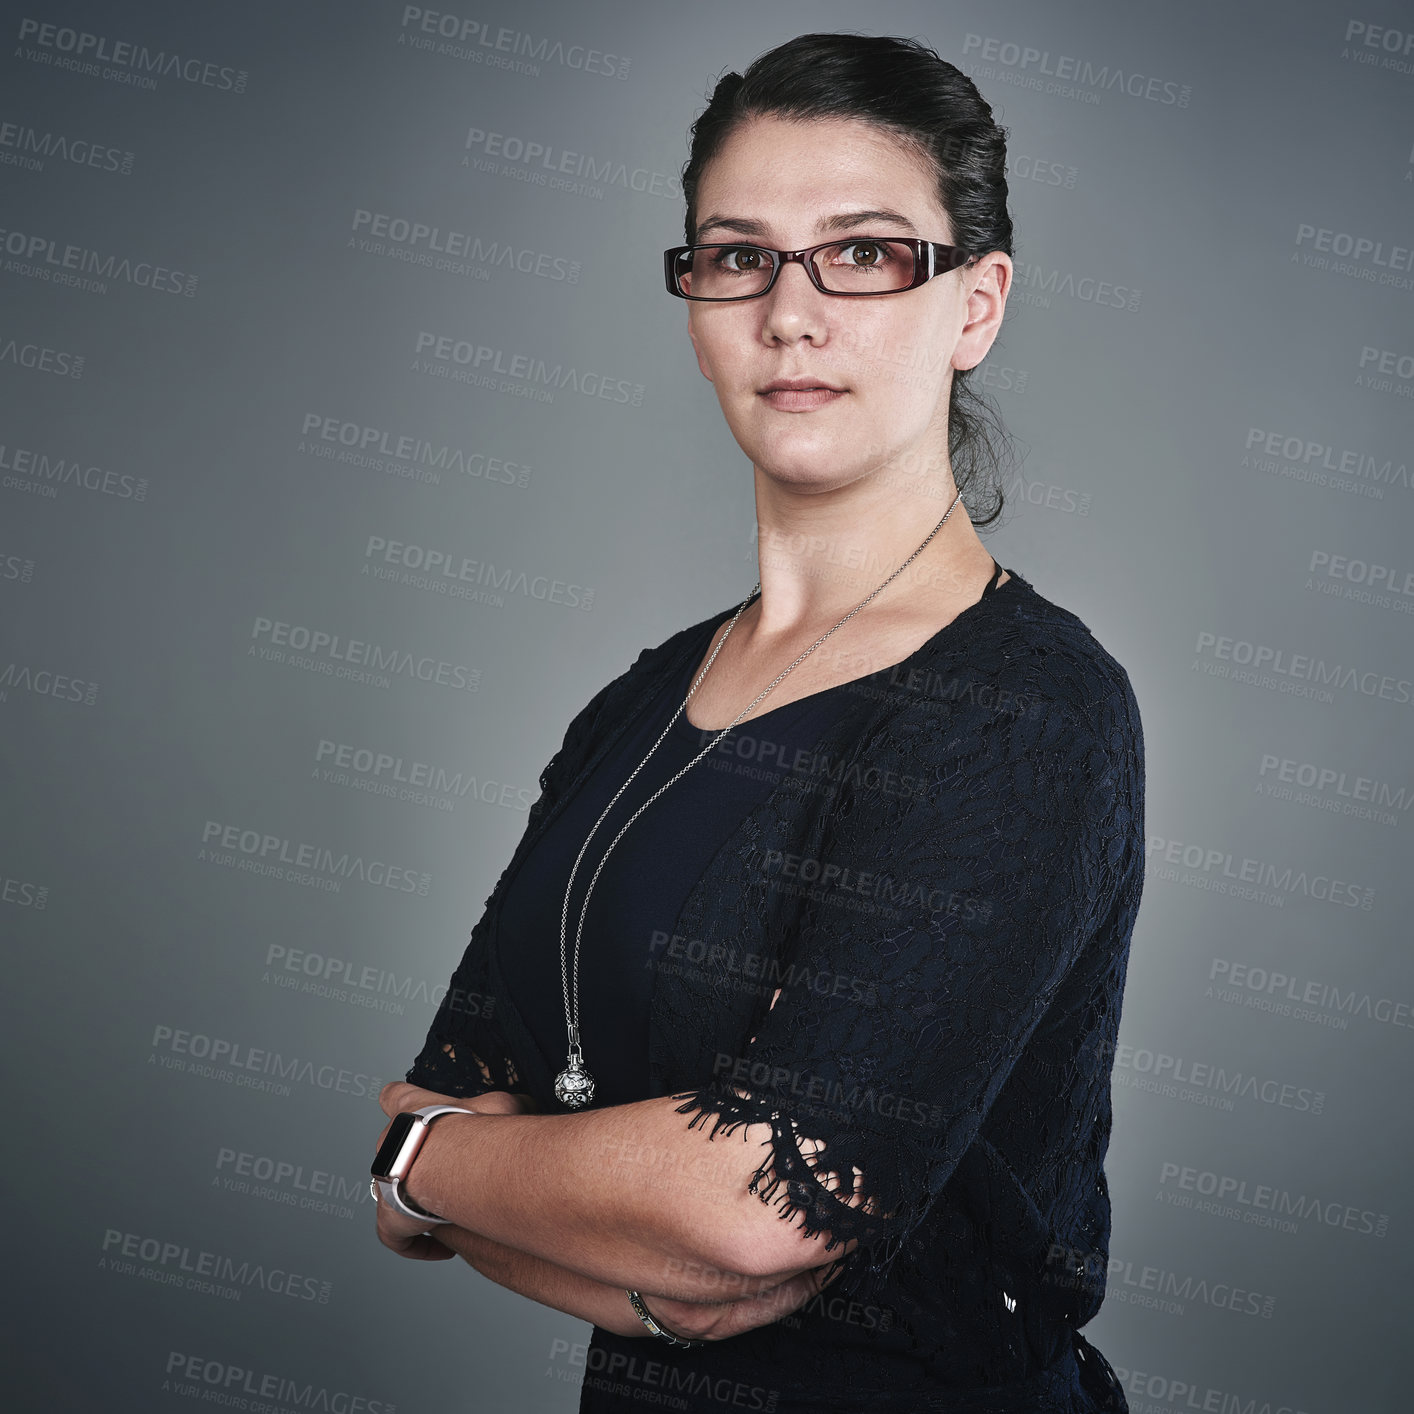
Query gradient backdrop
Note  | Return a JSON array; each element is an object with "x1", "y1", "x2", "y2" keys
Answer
[{"x1": 2, "y1": 2, "x2": 1412, "y2": 1412}]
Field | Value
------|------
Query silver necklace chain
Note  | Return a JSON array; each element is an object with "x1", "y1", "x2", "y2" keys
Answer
[{"x1": 552, "y1": 486, "x2": 967, "y2": 1108}]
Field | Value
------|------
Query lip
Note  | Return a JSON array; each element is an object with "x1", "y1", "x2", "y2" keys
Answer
[
  {"x1": 759, "y1": 377, "x2": 847, "y2": 393},
  {"x1": 758, "y1": 376, "x2": 848, "y2": 411}
]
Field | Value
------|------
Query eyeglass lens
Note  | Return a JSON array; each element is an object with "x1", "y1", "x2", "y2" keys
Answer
[{"x1": 678, "y1": 240, "x2": 918, "y2": 298}]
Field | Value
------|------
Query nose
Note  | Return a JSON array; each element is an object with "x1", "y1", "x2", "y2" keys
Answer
[{"x1": 759, "y1": 255, "x2": 829, "y2": 344}]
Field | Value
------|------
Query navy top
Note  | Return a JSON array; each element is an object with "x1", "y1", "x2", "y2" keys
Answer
[
  {"x1": 405, "y1": 560, "x2": 1143, "y2": 1413},
  {"x1": 496, "y1": 556, "x2": 1003, "y2": 1109}
]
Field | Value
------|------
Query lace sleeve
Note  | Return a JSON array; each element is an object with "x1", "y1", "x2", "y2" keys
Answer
[
  {"x1": 403, "y1": 936, "x2": 526, "y2": 1098},
  {"x1": 670, "y1": 693, "x2": 1140, "y2": 1300}
]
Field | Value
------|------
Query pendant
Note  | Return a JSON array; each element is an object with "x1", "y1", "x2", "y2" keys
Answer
[{"x1": 554, "y1": 1057, "x2": 595, "y2": 1108}]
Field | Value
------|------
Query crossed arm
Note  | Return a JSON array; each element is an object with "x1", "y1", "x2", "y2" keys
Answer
[{"x1": 371, "y1": 1075, "x2": 859, "y2": 1341}]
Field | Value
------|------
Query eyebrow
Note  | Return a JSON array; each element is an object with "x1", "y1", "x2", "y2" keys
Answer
[{"x1": 693, "y1": 209, "x2": 921, "y2": 242}]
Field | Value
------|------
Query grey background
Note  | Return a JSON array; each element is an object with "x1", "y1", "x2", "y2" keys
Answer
[{"x1": 2, "y1": 2, "x2": 1411, "y2": 1411}]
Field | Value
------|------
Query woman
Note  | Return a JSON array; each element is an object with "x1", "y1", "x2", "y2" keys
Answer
[{"x1": 370, "y1": 32, "x2": 1143, "y2": 1414}]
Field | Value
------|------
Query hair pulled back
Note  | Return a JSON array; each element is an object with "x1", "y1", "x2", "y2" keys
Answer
[{"x1": 681, "y1": 33, "x2": 1017, "y2": 526}]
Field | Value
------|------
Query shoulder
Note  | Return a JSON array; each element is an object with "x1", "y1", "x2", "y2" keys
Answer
[
  {"x1": 836, "y1": 576, "x2": 1144, "y2": 902},
  {"x1": 533, "y1": 602, "x2": 733, "y2": 806},
  {"x1": 619, "y1": 600, "x2": 737, "y2": 680},
  {"x1": 852, "y1": 572, "x2": 1144, "y2": 841},
  {"x1": 904, "y1": 570, "x2": 1142, "y2": 754},
  {"x1": 553, "y1": 599, "x2": 738, "y2": 748}
]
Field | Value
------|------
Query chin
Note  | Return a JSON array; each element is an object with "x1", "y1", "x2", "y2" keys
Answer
[{"x1": 757, "y1": 449, "x2": 863, "y2": 492}]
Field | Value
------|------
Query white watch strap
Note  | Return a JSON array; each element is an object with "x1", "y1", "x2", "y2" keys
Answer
[
  {"x1": 373, "y1": 1105, "x2": 478, "y2": 1224},
  {"x1": 373, "y1": 1175, "x2": 443, "y2": 1223}
]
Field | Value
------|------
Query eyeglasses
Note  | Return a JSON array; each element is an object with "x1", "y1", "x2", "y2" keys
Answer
[{"x1": 663, "y1": 237, "x2": 974, "y2": 301}]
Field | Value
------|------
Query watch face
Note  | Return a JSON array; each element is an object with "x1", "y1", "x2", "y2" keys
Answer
[{"x1": 370, "y1": 1112, "x2": 417, "y2": 1177}]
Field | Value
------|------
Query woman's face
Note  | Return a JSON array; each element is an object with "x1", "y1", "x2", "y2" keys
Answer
[{"x1": 686, "y1": 113, "x2": 1006, "y2": 494}]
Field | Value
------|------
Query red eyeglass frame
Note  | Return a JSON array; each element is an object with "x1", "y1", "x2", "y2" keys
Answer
[{"x1": 663, "y1": 237, "x2": 975, "y2": 301}]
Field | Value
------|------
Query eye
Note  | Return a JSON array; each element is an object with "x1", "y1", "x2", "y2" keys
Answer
[
  {"x1": 835, "y1": 241, "x2": 889, "y2": 267},
  {"x1": 716, "y1": 245, "x2": 769, "y2": 273},
  {"x1": 814, "y1": 239, "x2": 916, "y2": 291}
]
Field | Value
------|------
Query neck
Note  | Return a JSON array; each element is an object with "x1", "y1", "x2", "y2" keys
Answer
[{"x1": 746, "y1": 458, "x2": 992, "y2": 640}]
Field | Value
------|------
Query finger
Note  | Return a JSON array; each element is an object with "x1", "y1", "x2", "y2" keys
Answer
[
  {"x1": 379, "y1": 1229, "x2": 456, "y2": 1261},
  {"x1": 376, "y1": 1210, "x2": 452, "y2": 1251},
  {"x1": 720, "y1": 1266, "x2": 834, "y2": 1334},
  {"x1": 460, "y1": 1090, "x2": 520, "y2": 1115},
  {"x1": 378, "y1": 1081, "x2": 414, "y2": 1117},
  {"x1": 374, "y1": 1195, "x2": 444, "y2": 1243},
  {"x1": 379, "y1": 1082, "x2": 463, "y2": 1118},
  {"x1": 643, "y1": 1295, "x2": 720, "y2": 1342}
]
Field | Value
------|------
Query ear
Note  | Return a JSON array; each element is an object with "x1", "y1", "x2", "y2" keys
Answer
[
  {"x1": 952, "y1": 253, "x2": 1012, "y2": 373},
  {"x1": 687, "y1": 314, "x2": 714, "y2": 383}
]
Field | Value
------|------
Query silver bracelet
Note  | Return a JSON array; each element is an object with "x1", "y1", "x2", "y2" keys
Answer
[{"x1": 626, "y1": 1289, "x2": 706, "y2": 1349}]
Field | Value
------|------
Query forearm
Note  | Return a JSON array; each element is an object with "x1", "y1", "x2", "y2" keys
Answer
[
  {"x1": 432, "y1": 1221, "x2": 843, "y2": 1348},
  {"x1": 432, "y1": 1224, "x2": 649, "y2": 1337},
  {"x1": 405, "y1": 1095, "x2": 846, "y2": 1298}
]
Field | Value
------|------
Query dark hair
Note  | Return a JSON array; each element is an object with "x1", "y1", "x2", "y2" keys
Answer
[{"x1": 681, "y1": 33, "x2": 1016, "y2": 527}]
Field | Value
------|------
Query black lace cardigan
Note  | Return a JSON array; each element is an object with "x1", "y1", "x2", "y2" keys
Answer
[{"x1": 405, "y1": 569, "x2": 1145, "y2": 1402}]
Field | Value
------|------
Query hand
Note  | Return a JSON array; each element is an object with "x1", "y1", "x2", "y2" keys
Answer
[
  {"x1": 377, "y1": 1081, "x2": 539, "y2": 1119},
  {"x1": 638, "y1": 1256, "x2": 848, "y2": 1342},
  {"x1": 371, "y1": 1083, "x2": 536, "y2": 1261}
]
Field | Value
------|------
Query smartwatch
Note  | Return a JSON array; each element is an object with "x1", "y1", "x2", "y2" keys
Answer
[{"x1": 370, "y1": 1104, "x2": 476, "y2": 1224}]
